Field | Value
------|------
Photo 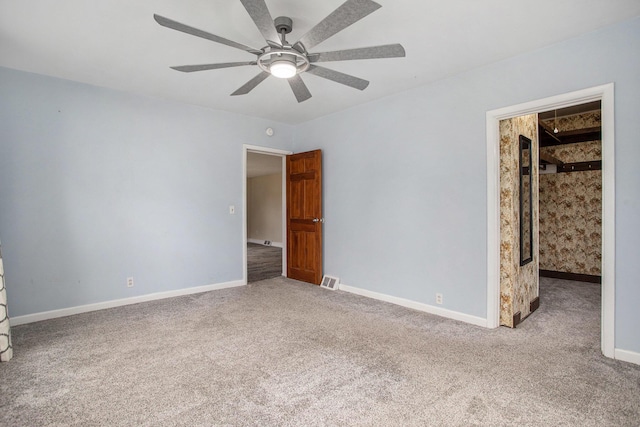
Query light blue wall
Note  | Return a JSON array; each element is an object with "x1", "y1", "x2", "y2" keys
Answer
[
  {"x1": 1, "y1": 17, "x2": 638, "y2": 355},
  {"x1": 294, "y1": 18, "x2": 640, "y2": 353},
  {"x1": 0, "y1": 67, "x2": 294, "y2": 316}
]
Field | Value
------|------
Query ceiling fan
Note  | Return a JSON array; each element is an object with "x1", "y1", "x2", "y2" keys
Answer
[{"x1": 154, "y1": 0, "x2": 405, "y2": 103}]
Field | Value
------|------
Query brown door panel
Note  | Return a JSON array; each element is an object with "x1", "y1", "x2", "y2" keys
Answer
[{"x1": 286, "y1": 150, "x2": 323, "y2": 285}]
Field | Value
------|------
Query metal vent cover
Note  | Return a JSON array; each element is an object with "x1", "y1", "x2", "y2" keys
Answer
[{"x1": 320, "y1": 275, "x2": 340, "y2": 291}]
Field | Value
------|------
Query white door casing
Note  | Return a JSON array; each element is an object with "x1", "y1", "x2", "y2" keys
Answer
[{"x1": 485, "y1": 83, "x2": 615, "y2": 358}]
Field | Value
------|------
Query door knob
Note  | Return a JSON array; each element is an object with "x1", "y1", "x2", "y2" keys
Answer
[{"x1": 312, "y1": 218, "x2": 325, "y2": 223}]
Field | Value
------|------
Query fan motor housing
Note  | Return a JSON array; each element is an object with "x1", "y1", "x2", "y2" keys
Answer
[{"x1": 257, "y1": 48, "x2": 310, "y2": 76}]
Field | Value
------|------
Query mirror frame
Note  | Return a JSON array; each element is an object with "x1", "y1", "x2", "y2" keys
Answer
[{"x1": 519, "y1": 134, "x2": 533, "y2": 266}]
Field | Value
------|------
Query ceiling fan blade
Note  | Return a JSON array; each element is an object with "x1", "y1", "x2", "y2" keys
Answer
[
  {"x1": 154, "y1": 14, "x2": 262, "y2": 55},
  {"x1": 308, "y1": 44, "x2": 405, "y2": 63},
  {"x1": 296, "y1": 0, "x2": 381, "y2": 51},
  {"x1": 171, "y1": 62, "x2": 256, "y2": 73},
  {"x1": 231, "y1": 71, "x2": 271, "y2": 96},
  {"x1": 239, "y1": 0, "x2": 281, "y2": 45},
  {"x1": 288, "y1": 75, "x2": 312, "y2": 103},
  {"x1": 306, "y1": 65, "x2": 369, "y2": 91}
]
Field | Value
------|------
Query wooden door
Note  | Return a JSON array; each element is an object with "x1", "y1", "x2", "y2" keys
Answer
[{"x1": 286, "y1": 150, "x2": 323, "y2": 284}]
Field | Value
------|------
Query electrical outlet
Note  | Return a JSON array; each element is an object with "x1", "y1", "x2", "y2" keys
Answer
[
  {"x1": 436, "y1": 293, "x2": 443, "y2": 305},
  {"x1": 127, "y1": 277, "x2": 134, "y2": 288}
]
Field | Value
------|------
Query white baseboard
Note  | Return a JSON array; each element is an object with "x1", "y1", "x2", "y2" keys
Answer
[
  {"x1": 247, "y1": 238, "x2": 283, "y2": 248},
  {"x1": 10, "y1": 280, "x2": 245, "y2": 326},
  {"x1": 339, "y1": 283, "x2": 488, "y2": 328},
  {"x1": 615, "y1": 348, "x2": 640, "y2": 366}
]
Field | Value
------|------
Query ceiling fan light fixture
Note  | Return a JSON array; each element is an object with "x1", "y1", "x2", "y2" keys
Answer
[
  {"x1": 270, "y1": 57, "x2": 297, "y2": 79},
  {"x1": 155, "y1": 0, "x2": 406, "y2": 102}
]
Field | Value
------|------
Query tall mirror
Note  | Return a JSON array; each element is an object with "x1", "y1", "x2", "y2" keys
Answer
[{"x1": 519, "y1": 135, "x2": 533, "y2": 266}]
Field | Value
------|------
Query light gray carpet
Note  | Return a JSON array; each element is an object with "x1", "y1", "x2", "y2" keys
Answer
[
  {"x1": 247, "y1": 243, "x2": 282, "y2": 283},
  {"x1": 1, "y1": 277, "x2": 639, "y2": 426}
]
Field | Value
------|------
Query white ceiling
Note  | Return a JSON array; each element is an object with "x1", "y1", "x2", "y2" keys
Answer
[{"x1": 1, "y1": 1, "x2": 639, "y2": 124}]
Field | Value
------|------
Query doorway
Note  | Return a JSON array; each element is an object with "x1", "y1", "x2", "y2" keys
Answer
[
  {"x1": 538, "y1": 101, "x2": 603, "y2": 284},
  {"x1": 486, "y1": 84, "x2": 615, "y2": 358},
  {"x1": 242, "y1": 145, "x2": 292, "y2": 284}
]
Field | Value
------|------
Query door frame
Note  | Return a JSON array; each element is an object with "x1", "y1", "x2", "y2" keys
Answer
[
  {"x1": 485, "y1": 83, "x2": 615, "y2": 358},
  {"x1": 242, "y1": 144, "x2": 293, "y2": 284}
]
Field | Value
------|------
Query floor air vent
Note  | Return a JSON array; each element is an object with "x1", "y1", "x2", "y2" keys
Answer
[{"x1": 320, "y1": 275, "x2": 340, "y2": 291}]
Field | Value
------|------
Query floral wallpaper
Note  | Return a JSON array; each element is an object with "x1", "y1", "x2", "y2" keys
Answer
[
  {"x1": 0, "y1": 242, "x2": 13, "y2": 362},
  {"x1": 541, "y1": 110, "x2": 600, "y2": 135},
  {"x1": 499, "y1": 114, "x2": 539, "y2": 328},
  {"x1": 539, "y1": 112, "x2": 602, "y2": 276},
  {"x1": 540, "y1": 140, "x2": 601, "y2": 164}
]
